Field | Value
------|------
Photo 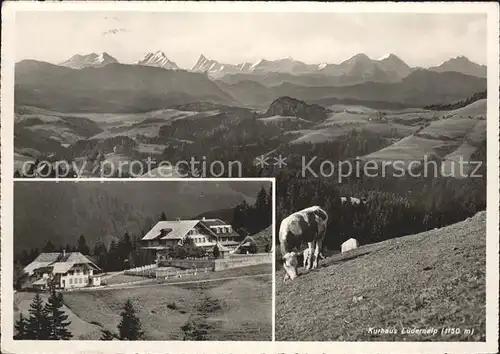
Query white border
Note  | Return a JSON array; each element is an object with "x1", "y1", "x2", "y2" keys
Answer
[{"x1": 1, "y1": 2, "x2": 499, "y2": 354}]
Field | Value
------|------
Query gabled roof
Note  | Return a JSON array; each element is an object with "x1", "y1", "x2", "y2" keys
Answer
[
  {"x1": 24, "y1": 253, "x2": 61, "y2": 276},
  {"x1": 142, "y1": 220, "x2": 220, "y2": 241},
  {"x1": 24, "y1": 252, "x2": 101, "y2": 275}
]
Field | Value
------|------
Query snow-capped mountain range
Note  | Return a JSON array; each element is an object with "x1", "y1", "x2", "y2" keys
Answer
[
  {"x1": 136, "y1": 51, "x2": 179, "y2": 70},
  {"x1": 59, "y1": 52, "x2": 118, "y2": 69},
  {"x1": 56, "y1": 52, "x2": 486, "y2": 80}
]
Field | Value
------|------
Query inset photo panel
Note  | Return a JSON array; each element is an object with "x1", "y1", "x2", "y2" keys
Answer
[{"x1": 6, "y1": 178, "x2": 274, "y2": 344}]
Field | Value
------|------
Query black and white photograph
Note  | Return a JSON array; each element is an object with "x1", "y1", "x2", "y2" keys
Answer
[
  {"x1": 1, "y1": 2, "x2": 499, "y2": 354},
  {"x1": 11, "y1": 179, "x2": 273, "y2": 341}
]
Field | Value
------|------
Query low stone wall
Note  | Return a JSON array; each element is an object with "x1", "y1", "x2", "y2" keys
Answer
[{"x1": 214, "y1": 253, "x2": 272, "y2": 271}]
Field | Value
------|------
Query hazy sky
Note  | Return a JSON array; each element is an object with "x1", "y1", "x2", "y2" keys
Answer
[{"x1": 15, "y1": 12, "x2": 487, "y2": 68}]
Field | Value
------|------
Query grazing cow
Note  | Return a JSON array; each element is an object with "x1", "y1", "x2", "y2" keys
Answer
[
  {"x1": 341, "y1": 238, "x2": 359, "y2": 253},
  {"x1": 279, "y1": 206, "x2": 329, "y2": 281}
]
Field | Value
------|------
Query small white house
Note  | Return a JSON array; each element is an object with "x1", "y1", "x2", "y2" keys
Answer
[{"x1": 24, "y1": 251, "x2": 102, "y2": 290}]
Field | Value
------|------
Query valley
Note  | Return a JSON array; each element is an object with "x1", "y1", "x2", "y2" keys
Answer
[{"x1": 13, "y1": 59, "x2": 487, "y2": 180}]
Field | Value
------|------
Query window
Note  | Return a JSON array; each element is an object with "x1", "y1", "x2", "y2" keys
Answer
[{"x1": 69, "y1": 278, "x2": 73, "y2": 285}]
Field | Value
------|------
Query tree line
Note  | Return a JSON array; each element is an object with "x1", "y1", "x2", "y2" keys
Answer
[
  {"x1": 15, "y1": 289, "x2": 145, "y2": 340},
  {"x1": 275, "y1": 168, "x2": 486, "y2": 254},
  {"x1": 423, "y1": 91, "x2": 486, "y2": 111}
]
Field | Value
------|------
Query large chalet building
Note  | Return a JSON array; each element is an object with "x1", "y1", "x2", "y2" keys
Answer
[
  {"x1": 141, "y1": 217, "x2": 240, "y2": 258},
  {"x1": 23, "y1": 251, "x2": 102, "y2": 290}
]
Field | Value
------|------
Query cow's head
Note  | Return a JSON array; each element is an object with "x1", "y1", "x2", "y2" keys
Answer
[{"x1": 282, "y1": 251, "x2": 298, "y2": 281}]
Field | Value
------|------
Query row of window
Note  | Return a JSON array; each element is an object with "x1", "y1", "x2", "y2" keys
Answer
[
  {"x1": 191, "y1": 236, "x2": 233, "y2": 244},
  {"x1": 68, "y1": 277, "x2": 87, "y2": 285},
  {"x1": 68, "y1": 269, "x2": 89, "y2": 276},
  {"x1": 211, "y1": 226, "x2": 232, "y2": 234},
  {"x1": 192, "y1": 237, "x2": 207, "y2": 244}
]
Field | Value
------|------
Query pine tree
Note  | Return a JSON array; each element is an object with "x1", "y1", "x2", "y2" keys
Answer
[
  {"x1": 14, "y1": 313, "x2": 28, "y2": 339},
  {"x1": 77, "y1": 234, "x2": 90, "y2": 255},
  {"x1": 45, "y1": 289, "x2": 73, "y2": 340},
  {"x1": 160, "y1": 212, "x2": 167, "y2": 221},
  {"x1": 25, "y1": 293, "x2": 50, "y2": 339},
  {"x1": 14, "y1": 261, "x2": 28, "y2": 290},
  {"x1": 100, "y1": 328, "x2": 116, "y2": 340},
  {"x1": 117, "y1": 299, "x2": 144, "y2": 340},
  {"x1": 42, "y1": 240, "x2": 56, "y2": 253}
]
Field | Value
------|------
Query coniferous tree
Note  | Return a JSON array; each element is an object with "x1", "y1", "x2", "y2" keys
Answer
[
  {"x1": 42, "y1": 240, "x2": 56, "y2": 253},
  {"x1": 14, "y1": 261, "x2": 28, "y2": 290},
  {"x1": 160, "y1": 212, "x2": 167, "y2": 221},
  {"x1": 45, "y1": 288, "x2": 72, "y2": 340},
  {"x1": 108, "y1": 240, "x2": 119, "y2": 271},
  {"x1": 77, "y1": 234, "x2": 90, "y2": 255},
  {"x1": 93, "y1": 242, "x2": 108, "y2": 270},
  {"x1": 14, "y1": 313, "x2": 28, "y2": 339},
  {"x1": 117, "y1": 299, "x2": 144, "y2": 340},
  {"x1": 25, "y1": 293, "x2": 50, "y2": 339},
  {"x1": 100, "y1": 328, "x2": 116, "y2": 340}
]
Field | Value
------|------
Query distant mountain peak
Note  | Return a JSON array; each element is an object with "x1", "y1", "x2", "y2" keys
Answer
[
  {"x1": 350, "y1": 53, "x2": 371, "y2": 61},
  {"x1": 136, "y1": 51, "x2": 179, "y2": 70},
  {"x1": 59, "y1": 52, "x2": 118, "y2": 69},
  {"x1": 377, "y1": 53, "x2": 401, "y2": 61},
  {"x1": 430, "y1": 55, "x2": 486, "y2": 78},
  {"x1": 191, "y1": 54, "x2": 242, "y2": 77}
]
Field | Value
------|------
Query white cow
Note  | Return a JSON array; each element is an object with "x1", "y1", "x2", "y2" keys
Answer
[
  {"x1": 279, "y1": 206, "x2": 329, "y2": 281},
  {"x1": 341, "y1": 238, "x2": 359, "y2": 253}
]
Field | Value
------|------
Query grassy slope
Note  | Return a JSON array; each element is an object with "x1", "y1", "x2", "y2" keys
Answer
[
  {"x1": 14, "y1": 292, "x2": 103, "y2": 340},
  {"x1": 61, "y1": 265, "x2": 271, "y2": 340},
  {"x1": 276, "y1": 211, "x2": 486, "y2": 341},
  {"x1": 12, "y1": 264, "x2": 271, "y2": 340},
  {"x1": 250, "y1": 226, "x2": 273, "y2": 253}
]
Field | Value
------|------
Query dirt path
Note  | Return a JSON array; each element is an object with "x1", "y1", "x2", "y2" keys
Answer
[{"x1": 69, "y1": 273, "x2": 272, "y2": 293}]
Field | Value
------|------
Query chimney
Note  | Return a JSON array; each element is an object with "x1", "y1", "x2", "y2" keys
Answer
[
  {"x1": 202, "y1": 216, "x2": 206, "y2": 221},
  {"x1": 62, "y1": 249, "x2": 66, "y2": 257}
]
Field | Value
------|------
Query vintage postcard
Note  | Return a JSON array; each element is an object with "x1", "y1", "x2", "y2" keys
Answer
[{"x1": 1, "y1": 1, "x2": 499, "y2": 354}]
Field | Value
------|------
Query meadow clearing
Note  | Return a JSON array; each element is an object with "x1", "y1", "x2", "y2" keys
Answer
[{"x1": 14, "y1": 264, "x2": 272, "y2": 341}]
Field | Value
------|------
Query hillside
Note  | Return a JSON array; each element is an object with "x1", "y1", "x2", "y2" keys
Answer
[
  {"x1": 216, "y1": 70, "x2": 486, "y2": 109},
  {"x1": 249, "y1": 226, "x2": 273, "y2": 253},
  {"x1": 14, "y1": 181, "x2": 264, "y2": 253},
  {"x1": 264, "y1": 96, "x2": 330, "y2": 122},
  {"x1": 276, "y1": 211, "x2": 486, "y2": 341},
  {"x1": 15, "y1": 61, "x2": 237, "y2": 112}
]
